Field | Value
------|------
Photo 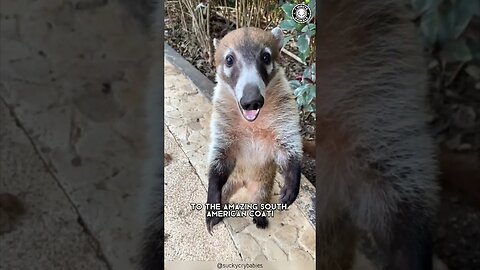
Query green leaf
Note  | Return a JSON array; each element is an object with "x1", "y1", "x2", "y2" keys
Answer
[
  {"x1": 279, "y1": 19, "x2": 297, "y2": 30},
  {"x1": 227, "y1": 0, "x2": 235, "y2": 7},
  {"x1": 466, "y1": 38, "x2": 480, "y2": 60},
  {"x1": 289, "y1": 80, "x2": 301, "y2": 91},
  {"x1": 297, "y1": 33, "x2": 309, "y2": 54},
  {"x1": 306, "y1": 96, "x2": 314, "y2": 106},
  {"x1": 440, "y1": 39, "x2": 472, "y2": 63},
  {"x1": 436, "y1": 0, "x2": 473, "y2": 42},
  {"x1": 411, "y1": 0, "x2": 441, "y2": 14},
  {"x1": 296, "y1": 94, "x2": 306, "y2": 106},
  {"x1": 307, "y1": 83, "x2": 316, "y2": 98},
  {"x1": 437, "y1": 7, "x2": 453, "y2": 43},
  {"x1": 302, "y1": 24, "x2": 316, "y2": 32},
  {"x1": 308, "y1": 0, "x2": 316, "y2": 14},
  {"x1": 302, "y1": 67, "x2": 311, "y2": 80},
  {"x1": 301, "y1": 24, "x2": 316, "y2": 37},
  {"x1": 472, "y1": 0, "x2": 480, "y2": 16},
  {"x1": 281, "y1": 3, "x2": 295, "y2": 19},
  {"x1": 465, "y1": 65, "x2": 480, "y2": 80},
  {"x1": 299, "y1": 45, "x2": 310, "y2": 62},
  {"x1": 420, "y1": 9, "x2": 440, "y2": 45},
  {"x1": 301, "y1": 84, "x2": 315, "y2": 105},
  {"x1": 294, "y1": 84, "x2": 309, "y2": 96},
  {"x1": 450, "y1": 0, "x2": 474, "y2": 39},
  {"x1": 304, "y1": 102, "x2": 315, "y2": 112},
  {"x1": 282, "y1": 35, "x2": 293, "y2": 48},
  {"x1": 305, "y1": 91, "x2": 314, "y2": 104}
]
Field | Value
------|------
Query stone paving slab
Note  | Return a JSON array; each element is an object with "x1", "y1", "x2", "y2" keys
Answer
[
  {"x1": 0, "y1": 0, "x2": 153, "y2": 269},
  {"x1": 164, "y1": 124, "x2": 241, "y2": 261},
  {"x1": 164, "y1": 58, "x2": 316, "y2": 261},
  {"x1": 0, "y1": 95, "x2": 109, "y2": 270}
]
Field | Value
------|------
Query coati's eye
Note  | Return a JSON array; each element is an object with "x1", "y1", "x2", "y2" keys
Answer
[
  {"x1": 262, "y1": 52, "x2": 271, "y2": 65},
  {"x1": 225, "y1": 55, "x2": 234, "y2": 67}
]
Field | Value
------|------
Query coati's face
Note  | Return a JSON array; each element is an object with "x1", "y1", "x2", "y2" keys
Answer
[{"x1": 213, "y1": 27, "x2": 284, "y2": 122}]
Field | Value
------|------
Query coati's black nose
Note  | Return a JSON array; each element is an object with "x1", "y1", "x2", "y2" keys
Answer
[
  {"x1": 240, "y1": 85, "x2": 264, "y2": 110},
  {"x1": 240, "y1": 96, "x2": 264, "y2": 110}
]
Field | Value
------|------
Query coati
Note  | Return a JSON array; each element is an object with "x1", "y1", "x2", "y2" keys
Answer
[
  {"x1": 314, "y1": 0, "x2": 440, "y2": 269},
  {"x1": 205, "y1": 27, "x2": 303, "y2": 233}
]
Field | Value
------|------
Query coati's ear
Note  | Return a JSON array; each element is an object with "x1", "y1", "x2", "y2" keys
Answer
[
  {"x1": 271, "y1": 27, "x2": 284, "y2": 51},
  {"x1": 213, "y1": 38, "x2": 220, "y2": 50}
]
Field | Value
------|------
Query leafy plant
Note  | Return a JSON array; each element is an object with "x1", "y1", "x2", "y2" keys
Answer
[
  {"x1": 278, "y1": 1, "x2": 316, "y2": 63},
  {"x1": 277, "y1": 0, "x2": 316, "y2": 118},
  {"x1": 412, "y1": 0, "x2": 479, "y2": 65},
  {"x1": 290, "y1": 63, "x2": 316, "y2": 113}
]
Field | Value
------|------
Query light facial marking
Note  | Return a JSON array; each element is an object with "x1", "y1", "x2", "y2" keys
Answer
[
  {"x1": 217, "y1": 47, "x2": 267, "y2": 103},
  {"x1": 235, "y1": 63, "x2": 266, "y2": 100},
  {"x1": 264, "y1": 47, "x2": 273, "y2": 75},
  {"x1": 223, "y1": 49, "x2": 233, "y2": 78}
]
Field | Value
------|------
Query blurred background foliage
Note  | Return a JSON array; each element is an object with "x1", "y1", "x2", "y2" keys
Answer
[
  {"x1": 413, "y1": 0, "x2": 479, "y2": 63},
  {"x1": 412, "y1": 0, "x2": 480, "y2": 87},
  {"x1": 278, "y1": 1, "x2": 316, "y2": 118},
  {"x1": 410, "y1": 0, "x2": 480, "y2": 153}
]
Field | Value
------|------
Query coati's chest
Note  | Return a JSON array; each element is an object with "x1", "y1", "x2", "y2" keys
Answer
[{"x1": 232, "y1": 119, "x2": 283, "y2": 167}]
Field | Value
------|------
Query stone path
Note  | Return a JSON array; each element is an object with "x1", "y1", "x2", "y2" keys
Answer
[
  {"x1": 164, "y1": 123, "x2": 240, "y2": 261},
  {"x1": 1, "y1": 0, "x2": 151, "y2": 269},
  {"x1": 0, "y1": 88, "x2": 110, "y2": 270}
]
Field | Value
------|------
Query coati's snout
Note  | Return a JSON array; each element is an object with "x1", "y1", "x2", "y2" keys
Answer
[
  {"x1": 213, "y1": 27, "x2": 284, "y2": 122},
  {"x1": 239, "y1": 84, "x2": 264, "y2": 121}
]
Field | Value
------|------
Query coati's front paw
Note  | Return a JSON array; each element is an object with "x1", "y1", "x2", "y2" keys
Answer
[
  {"x1": 280, "y1": 185, "x2": 299, "y2": 207},
  {"x1": 206, "y1": 215, "x2": 223, "y2": 235},
  {"x1": 253, "y1": 216, "x2": 268, "y2": 229}
]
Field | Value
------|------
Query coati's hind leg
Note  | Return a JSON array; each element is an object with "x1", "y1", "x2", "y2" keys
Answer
[
  {"x1": 351, "y1": 177, "x2": 435, "y2": 270},
  {"x1": 206, "y1": 148, "x2": 236, "y2": 234},
  {"x1": 358, "y1": 202, "x2": 434, "y2": 270},
  {"x1": 317, "y1": 201, "x2": 357, "y2": 270},
  {"x1": 247, "y1": 163, "x2": 276, "y2": 229}
]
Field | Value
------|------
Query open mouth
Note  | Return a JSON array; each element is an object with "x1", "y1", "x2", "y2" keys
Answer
[{"x1": 238, "y1": 105, "x2": 260, "y2": 122}]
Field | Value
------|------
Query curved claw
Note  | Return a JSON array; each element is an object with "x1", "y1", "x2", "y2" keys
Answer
[
  {"x1": 207, "y1": 223, "x2": 213, "y2": 236},
  {"x1": 206, "y1": 216, "x2": 223, "y2": 235},
  {"x1": 279, "y1": 186, "x2": 299, "y2": 207}
]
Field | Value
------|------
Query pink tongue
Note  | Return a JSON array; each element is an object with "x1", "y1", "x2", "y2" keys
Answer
[{"x1": 243, "y1": 110, "x2": 258, "y2": 120}]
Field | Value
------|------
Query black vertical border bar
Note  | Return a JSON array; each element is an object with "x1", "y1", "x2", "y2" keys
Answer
[
  {"x1": 314, "y1": 0, "x2": 320, "y2": 269},
  {"x1": 138, "y1": 0, "x2": 166, "y2": 270},
  {"x1": 157, "y1": 0, "x2": 165, "y2": 268},
  {"x1": 159, "y1": 0, "x2": 166, "y2": 268}
]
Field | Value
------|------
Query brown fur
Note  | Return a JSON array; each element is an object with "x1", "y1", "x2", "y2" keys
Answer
[
  {"x1": 211, "y1": 67, "x2": 299, "y2": 204},
  {"x1": 316, "y1": 0, "x2": 439, "y2": 269},
  {"x1": 207, "y1": 27, "x2": 303, "y2": 232},
  {"x1": 214, "y1": 27, "x2": 282, "y2": 66}
]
